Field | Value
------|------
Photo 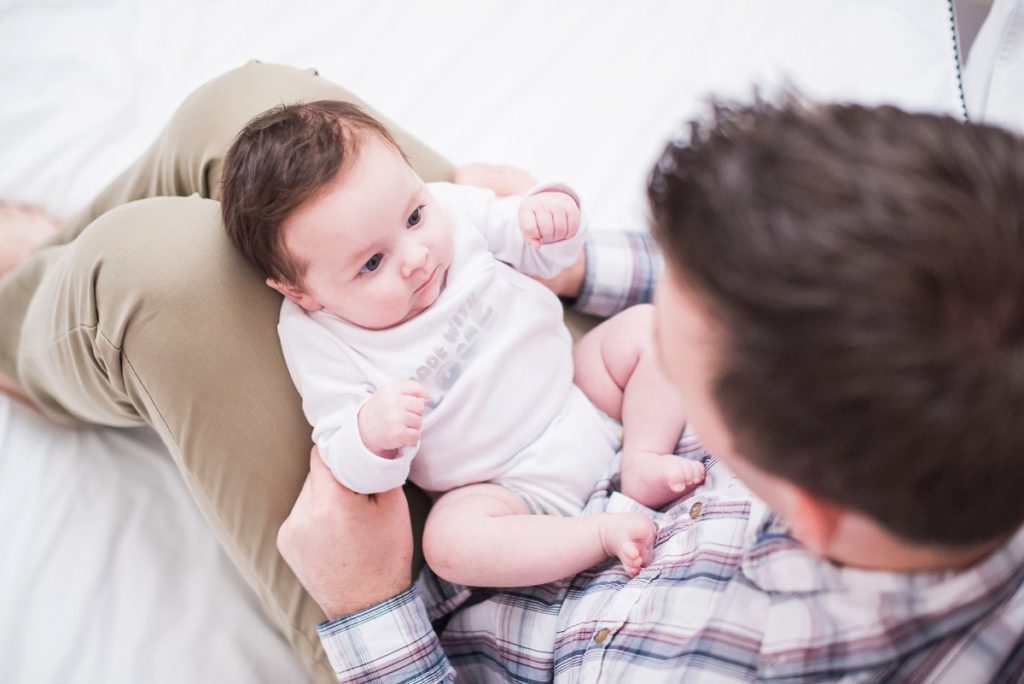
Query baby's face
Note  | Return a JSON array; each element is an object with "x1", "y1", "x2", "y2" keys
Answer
[{"x1": 273, "y1": 135, "x2": 454, "y2": 329}]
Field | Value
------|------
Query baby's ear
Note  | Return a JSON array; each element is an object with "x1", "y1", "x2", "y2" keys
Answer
[{"x1": 266, "y1": 277, "x2": 320, "y2": 312}]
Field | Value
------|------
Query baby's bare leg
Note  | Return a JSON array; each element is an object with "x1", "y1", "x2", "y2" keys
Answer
[
  {"x1": 422, "y1": 483, "x2": 656, "y2": 586},
  {"x1": 0, "y1": 203, "x2": 60, "y2": 279},
  {"x1": 573, "y1": 304, "x2": 705, "y2": 509}
]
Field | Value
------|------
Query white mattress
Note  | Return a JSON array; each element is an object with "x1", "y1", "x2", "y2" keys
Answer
[
  {"x1": 0, "y1": 396, "x2": 306, "y2": 682},
  {"x1": 0, "y1": 1, "x2": 979, "y2": 681}
]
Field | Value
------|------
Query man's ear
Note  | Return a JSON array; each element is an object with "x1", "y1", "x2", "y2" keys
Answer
[
  {"x1": 266, "y1": 277, "x2": 320, "y2": 312},
  {"x1": 786, "y1": 487, "x2": 843, "y2": 555}
]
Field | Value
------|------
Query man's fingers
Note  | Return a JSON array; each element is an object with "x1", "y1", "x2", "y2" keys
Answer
[
  {"x1": 309, "y1": 445, "x2": 333, "y2": 479},
  {"x1": 279, "y1": 452, "x2": 318, "y2": 556},
  {"x1": 306, "y1": 446, "x2": 327, "y2": 495},
  {"x1": 282, "y1": 469, "x2": 314, "y2": 544},
  {"x1": 296, "y1": 464, "x2": 314, "y2": 501},
  {"x1": 308, "y1": 444, "x2": 366, "y2": 502},
  {"x1": 306, "y1": 445, "x2": 339, "y2": 500}
]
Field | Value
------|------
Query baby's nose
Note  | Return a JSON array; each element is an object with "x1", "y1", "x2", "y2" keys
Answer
[{"x1": 401, "y1": 243, "x2": 429, "y2": 276}]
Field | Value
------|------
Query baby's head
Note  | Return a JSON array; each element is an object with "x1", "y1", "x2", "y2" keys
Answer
[{"x1": 222, "y1": 100, "x2": 453, "y2": 329}]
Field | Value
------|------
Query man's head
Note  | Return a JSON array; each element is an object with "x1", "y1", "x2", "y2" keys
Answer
[
  {"x1": 649, "y1": 98, "x2": 1024, "y2": 553},
  {"x1": 222, "y1": 101, "x2": 454, "y2": 329}
]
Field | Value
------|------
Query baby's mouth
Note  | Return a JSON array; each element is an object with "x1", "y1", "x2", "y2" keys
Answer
[{"x1": 414, "y1": 266, "x2": 438, "y2": 295}]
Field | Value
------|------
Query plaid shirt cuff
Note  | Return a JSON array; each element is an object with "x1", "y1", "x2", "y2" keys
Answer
[
  {"x1": 574, "y1": 230, "x2": 663, "y2": 317},
  {"x1": 318, "y1": 588, "x2": 455, "y2": 683}
]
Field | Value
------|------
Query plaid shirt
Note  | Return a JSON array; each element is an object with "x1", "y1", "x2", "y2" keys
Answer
[
  {"x1": 318, "y1": 230, "x2": 1024, "y2": 682},
  {"x1": 574, "y1": 229, "x2": 663, "y2": 318}
]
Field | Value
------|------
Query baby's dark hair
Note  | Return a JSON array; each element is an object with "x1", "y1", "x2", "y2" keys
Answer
[
  {"x1": 650, "y1": 97, "x2": 1024, "y2": 546},
  {"x1": 221, "y1": 100, "x2": 404, "y2": 285}
]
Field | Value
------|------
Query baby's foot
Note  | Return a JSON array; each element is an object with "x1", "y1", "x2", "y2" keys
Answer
[
  {"x1": 0, "y1": 202, "x2": 60, "y2": 278},
  {"x1": 622, "y1": 451, "x2": 706, "y2": 510},
  {"x1": 599, "y1": 513, "x2": 657, "y2": 577}
]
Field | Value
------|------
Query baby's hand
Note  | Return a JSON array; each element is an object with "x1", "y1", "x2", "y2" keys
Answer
[
  {"x1": 358, "y1": 381, "x2": 429, "y2": 457},
  {"x1": 519, "y1": 191, "x2": 581, "y2": 249}
]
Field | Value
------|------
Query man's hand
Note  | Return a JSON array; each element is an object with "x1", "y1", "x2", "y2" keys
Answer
[
  {"x1": 533, "y1": 249, "x2": 586, "y2": 299},
  {"x1": 519, "y1": 192, "x2": 581, "y2": 249},
  {"x1": 358, "y1": 381, "x2": 428, "y2": 457},
  {"x1": 277, "y1": 447, "x2": 414, "y2": 621}
]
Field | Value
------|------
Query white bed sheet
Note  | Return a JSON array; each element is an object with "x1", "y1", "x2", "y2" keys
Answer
[
  {"x1": 0, "y1": 1, "x2": 973, "y2": 681},
  {"x1": 0, "y1": 396, "x2": 307, "y2": 682}
]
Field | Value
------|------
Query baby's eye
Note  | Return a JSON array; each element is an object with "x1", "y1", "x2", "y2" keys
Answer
[
  {"x1": 407, "y1": 206, "x2": 423, "y2": 228},
  {"x1": 360, "y1": 253, "x2": 383, "y2": 274}
]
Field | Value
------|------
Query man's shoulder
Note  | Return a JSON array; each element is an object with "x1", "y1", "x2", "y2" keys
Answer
[{"x1": 749, "y1": 525, "x2": 1024, "y2": 680}]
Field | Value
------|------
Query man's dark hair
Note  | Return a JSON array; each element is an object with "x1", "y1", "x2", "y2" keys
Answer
[
  {"x1": 221, "y1": 100, "x2": 404, "y2": 285},
  {"x1": 649, "y1": 98, "x2": 1024, "y2": 546}
]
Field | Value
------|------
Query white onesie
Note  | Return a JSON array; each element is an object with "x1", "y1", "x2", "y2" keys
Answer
[{"x1": 278, "y1": 182, "x2": 620, "y2": 515}]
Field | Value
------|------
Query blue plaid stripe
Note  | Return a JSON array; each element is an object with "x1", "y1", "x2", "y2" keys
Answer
[
  {"x1": 575, "y1": 229, "x2": 662, "y2": 317},
  {"x1": 318, "y1": 590, "x2": 456, "y2": 682}
]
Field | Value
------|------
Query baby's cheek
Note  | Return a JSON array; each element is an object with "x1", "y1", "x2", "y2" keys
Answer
[
  {"x1": 438, "y1": 216, "x2": 455, "y2": 254},
  {"x1": 381, "y1": 285, "x2": 413, "y2": 312}
]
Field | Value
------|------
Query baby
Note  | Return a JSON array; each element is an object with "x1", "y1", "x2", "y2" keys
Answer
[{"x1": 222, "y1": 100, "x2": 705, "y2": 587}]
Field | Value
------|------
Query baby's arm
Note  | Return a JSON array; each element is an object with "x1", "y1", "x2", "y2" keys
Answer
[
  {"x1": 518, "y1": 190, "x2": 582, "y2": 249},
  {"x1": 358, "y1": 380, "x2": 428, "y2": 457},
  {"x1": 433, "y1": 182, "x2": 588, "y2": 279},
  {"x1": 277, "y1": 302, "x2": 421, "y2": 494}
]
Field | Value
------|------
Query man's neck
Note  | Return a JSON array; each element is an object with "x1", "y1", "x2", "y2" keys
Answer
[{"x1": 825, "y1": 516, "x2": 1011, "y2": 572}]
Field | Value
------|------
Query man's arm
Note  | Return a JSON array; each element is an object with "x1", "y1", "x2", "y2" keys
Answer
[
  {"x1": 317, "y1": 588, "x2": 454, "y2": 683},
  {"x1": 540, "y1": 229, "x2": 663, "y2": 317},
  {"x1": 277, "y1": 448, "x2": 456, "y2": 682}
]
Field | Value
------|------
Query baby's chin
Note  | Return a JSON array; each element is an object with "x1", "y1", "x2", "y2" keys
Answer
[
  {"x1": 403, "y1": 266, "x2": 449, "y2": 323},
  {"x1": 409, "y1": 282, "x2": 445, "y2": 319}
]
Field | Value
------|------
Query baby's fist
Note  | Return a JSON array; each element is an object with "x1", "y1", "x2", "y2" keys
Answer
[
  {"x1": 519, "y1": 191, "x2": 581, "y2": 248},
  {"x1": 358, "y1": 381, "x2": 429, "y2": 457}
]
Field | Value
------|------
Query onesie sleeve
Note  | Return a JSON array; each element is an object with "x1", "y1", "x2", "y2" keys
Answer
[
  {"x1": 432, "y1": 181, "x2": 588, "y2": 278},
  {"x1": 277, "y1": 302, "x2": 418, "y2": 494}
]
